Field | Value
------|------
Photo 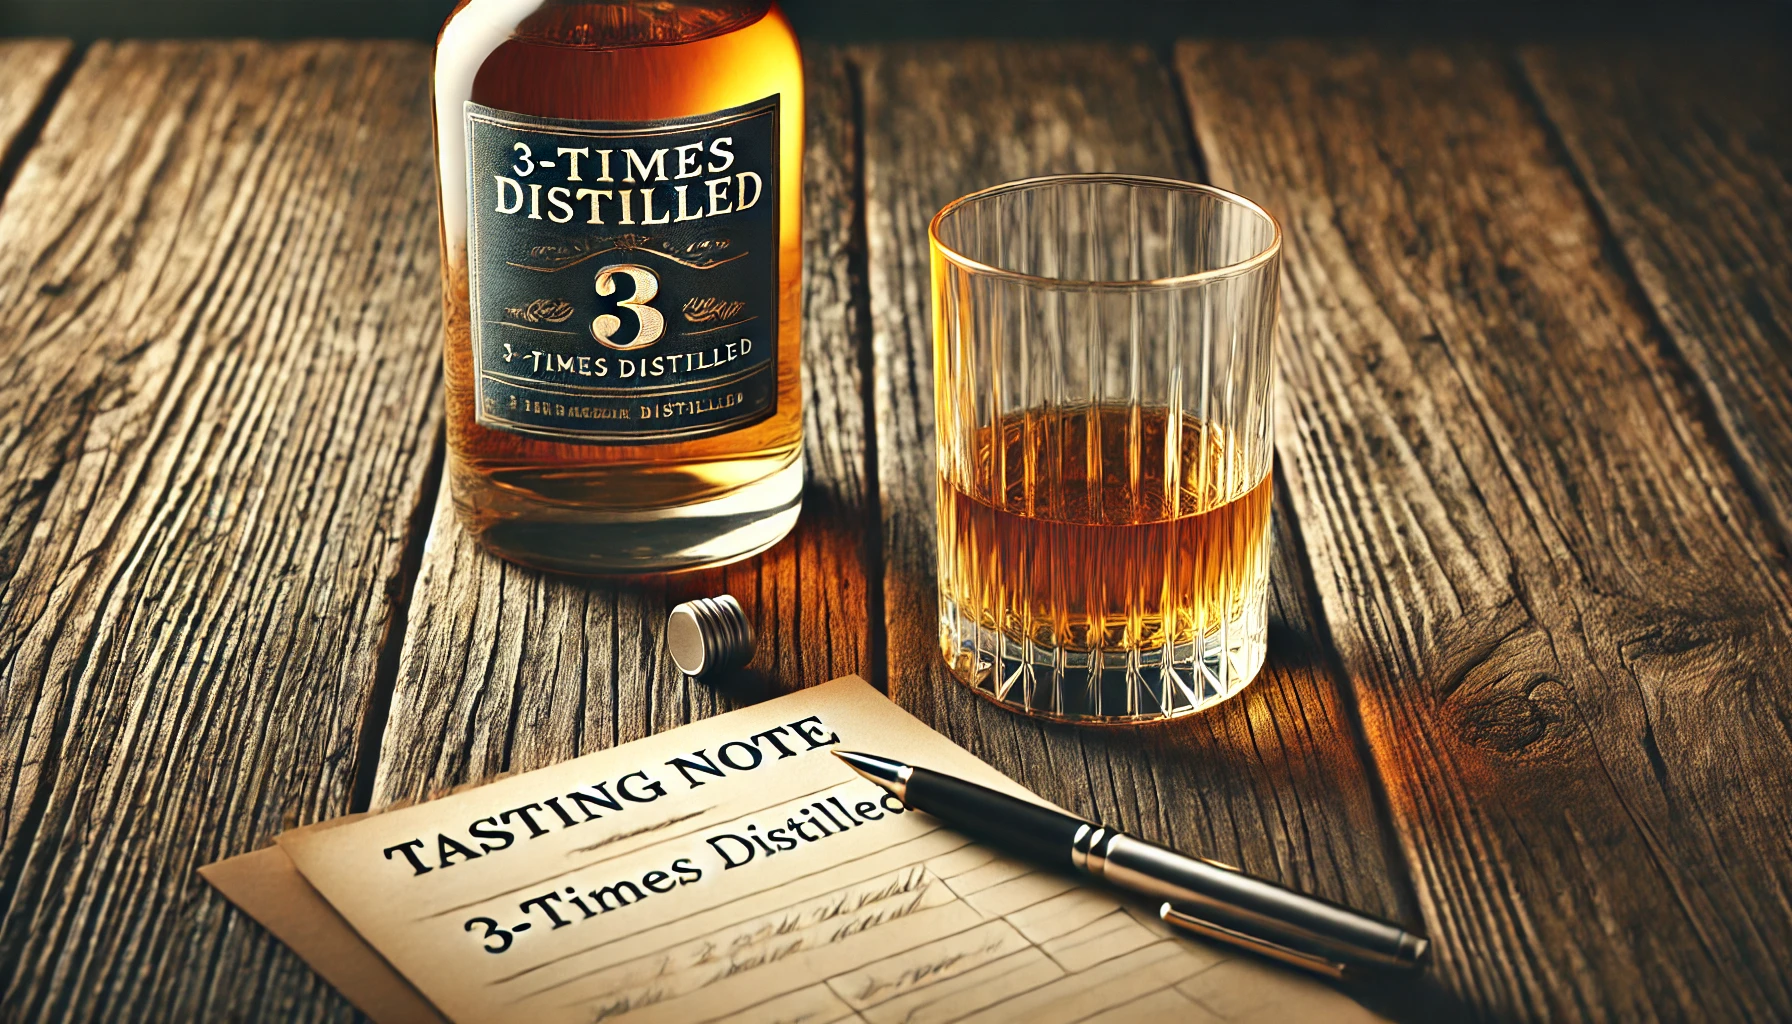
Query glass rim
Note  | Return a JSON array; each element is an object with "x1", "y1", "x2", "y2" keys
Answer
[{"x1": 928, "y1": 173, "x2": 1283, "y2": 290}]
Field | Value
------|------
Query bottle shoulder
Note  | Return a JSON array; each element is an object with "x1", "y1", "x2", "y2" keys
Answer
[{"x1": 438, "y1": 1, "x2": 784, "y2": 55}]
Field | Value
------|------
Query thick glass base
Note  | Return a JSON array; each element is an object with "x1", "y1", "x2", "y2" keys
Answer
[
  {"x1": 453, "y1": 453, "x2": 804, "y2": 575},
  {"x1": 939, "y1": 595, "x2": 1268, "y2": 724}
]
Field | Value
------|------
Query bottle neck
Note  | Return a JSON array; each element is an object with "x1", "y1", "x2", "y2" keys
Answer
[{"x1": 511, "y1": 0, "x2": 772, "y2": 48}]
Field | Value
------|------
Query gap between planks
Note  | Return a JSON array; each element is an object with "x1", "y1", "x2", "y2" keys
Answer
[
  {"x1": 1160, "y1": 31, "x2": 1426, "y2": 942},
  {"x1": 842, "y1": 53, "x2": 889, "y2": 693},
  {"x1": 1504, "y1": 49, "x2": 1777, "y2": 565},
  {"x1": 1160, "y1": 43, "x2": 1429, "y2": 1013},
  {"x1": 0, "y1": 34, "x2": 84, "y2": 939},
  {"x1": 0, "y1": 40, "x2": 80, "y2": 203},
  {"x1": 350, "y1": 430, "x2": 445, "y2": 814},
  {"x1": 1511, "y1": 44, "x2": 1792, "y2": 565}
]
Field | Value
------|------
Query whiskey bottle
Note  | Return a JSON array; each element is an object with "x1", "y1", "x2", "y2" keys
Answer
[{"x1": 433, "y1": 1, "x2": 804, "y2": 573}]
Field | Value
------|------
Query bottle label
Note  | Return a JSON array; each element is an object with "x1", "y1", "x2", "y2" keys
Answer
[{"x1": 464, "y1": 97, "x2": 780, "y2": 443}]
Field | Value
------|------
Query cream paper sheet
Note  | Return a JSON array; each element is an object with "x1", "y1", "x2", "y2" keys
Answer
[{"x1": 246, "y1": 677, "x2": 1380, "y2": 1023}]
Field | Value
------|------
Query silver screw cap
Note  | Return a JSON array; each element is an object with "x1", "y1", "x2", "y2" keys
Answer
[{"x1": 666, "y1": 595, "x2": 754, "y2": 679}]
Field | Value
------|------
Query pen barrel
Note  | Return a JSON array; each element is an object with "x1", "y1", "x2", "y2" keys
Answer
[
  {"x1": 906, "y1": 770, "x2": 1086, "y2": 868},
  {"x1": 1086, "y1": 833, "x2": 1426, "y2": 972}
]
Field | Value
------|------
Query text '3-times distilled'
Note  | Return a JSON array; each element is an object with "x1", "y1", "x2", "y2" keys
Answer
[{"x1": 434, "y1": 1, "x2": 804, "y2": 573}]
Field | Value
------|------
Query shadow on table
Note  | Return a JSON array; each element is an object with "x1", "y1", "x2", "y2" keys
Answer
[{"x1": 1346, "y1": 970, "x2": 1477, "y2": 1023}]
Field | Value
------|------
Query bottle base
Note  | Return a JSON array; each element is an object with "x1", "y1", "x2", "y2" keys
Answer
[{"x1": 456, "y1": 454, "x2": 805, "y2": 575}]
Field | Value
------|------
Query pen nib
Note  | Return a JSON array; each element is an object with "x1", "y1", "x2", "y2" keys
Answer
[{"x1": 833, "y1": 750, "x2": 912, "y2": 801}]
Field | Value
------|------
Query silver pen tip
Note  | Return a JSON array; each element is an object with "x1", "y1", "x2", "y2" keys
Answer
[{"x1": 832, "y1": 750, "x2": 913, "y2": 800}]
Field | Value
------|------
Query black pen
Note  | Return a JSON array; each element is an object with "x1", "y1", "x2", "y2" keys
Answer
[{"x1": 834, "y1": 750, "x2": 1428, "y2": 979}]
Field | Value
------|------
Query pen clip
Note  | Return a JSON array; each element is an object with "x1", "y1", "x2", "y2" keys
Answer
[{"x1": 1159, "y1": 902, "x2": 1351, "y2": 980}]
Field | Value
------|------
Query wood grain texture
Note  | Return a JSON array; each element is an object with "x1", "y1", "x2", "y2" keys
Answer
[
  {"x1": 1180, "y1": 40, "x2": 1792, "y2": 1021},
  {"x1": 1521, "y1": 44, "x2": 1792, "y2": 554},
  {"x1": 0, "y1": 40, "x2": 71, "y2": 176},
  {"x1": 0, "y1": 41, "x2": 443, "y2": 1022},
  {"x1": 857, "y1": 40, "x2": 1415, "y2": 993},
  {"x1": 369, "y1": 50, "x2": 872, "y2": 806}
]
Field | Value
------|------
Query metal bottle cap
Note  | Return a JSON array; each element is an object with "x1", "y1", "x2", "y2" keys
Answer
[{"x1": 666, "y1": 595, "x2": 754, "y2": 678}]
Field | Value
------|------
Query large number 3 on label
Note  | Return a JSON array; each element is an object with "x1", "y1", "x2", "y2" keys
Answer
[{"x1": 591, "y1": 264, "x2": 665, "y2": 350}]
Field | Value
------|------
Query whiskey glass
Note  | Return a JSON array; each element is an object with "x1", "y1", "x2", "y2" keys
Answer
[{"x1": 931, "y1": 175, "x2": 1281, "y2": 723}]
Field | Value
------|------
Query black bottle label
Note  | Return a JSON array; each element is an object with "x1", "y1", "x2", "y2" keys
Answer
[{"x1": 464, "y1": 97, "x2": 779, "y2": 443}]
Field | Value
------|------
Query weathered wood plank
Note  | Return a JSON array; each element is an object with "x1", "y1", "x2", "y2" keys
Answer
[
  {"x1": 1522, "y1": 43, "x2": 1792, "y2": 554},
  {"x1": 858, "y1": 38, "x2": 1415, "y2": 995},
  {"x1": 369, "y1": 50, "x2": 871, "y2": 806},
  {"x1": 1179, "y1": 40, "x2": 1792, "y2": 1021},
  {"x1": 0, "y1": 41, "x2": 443, "y2": 1022},
  {"x1": 0, "y1": 40, "x2": 71, "y2": 181}
]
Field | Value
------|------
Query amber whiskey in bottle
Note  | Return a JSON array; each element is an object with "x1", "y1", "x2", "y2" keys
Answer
[{"x1": 433, "y1": 1, "x2": 804, "y2": 573}]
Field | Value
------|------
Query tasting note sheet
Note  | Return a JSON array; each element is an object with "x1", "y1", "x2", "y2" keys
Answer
[{"x1": 278, "y1": 678, "x2": 1379, "y2": 1024}]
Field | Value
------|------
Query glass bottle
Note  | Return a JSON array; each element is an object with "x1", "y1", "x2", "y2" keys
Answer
[{"x1": 433, "y1": 1, "x2": 804, "y2": 573}]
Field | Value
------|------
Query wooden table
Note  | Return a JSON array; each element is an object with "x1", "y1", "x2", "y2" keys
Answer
[{"x1": 0, "y1": 36, "x2": 1787, "y2": 1023}]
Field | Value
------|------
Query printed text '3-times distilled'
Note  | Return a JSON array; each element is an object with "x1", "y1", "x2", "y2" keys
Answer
[{"x1": 434, "y1": 1, "x2": 804, "y2": 572}]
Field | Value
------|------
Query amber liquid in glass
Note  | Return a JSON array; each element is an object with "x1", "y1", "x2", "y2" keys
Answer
[
  {"x1": 938, "y1": 406, "x2": 1273, "y2": 718},
  {"x1": 435, "y1": 1, "x2": 803, "y2": 573}
]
